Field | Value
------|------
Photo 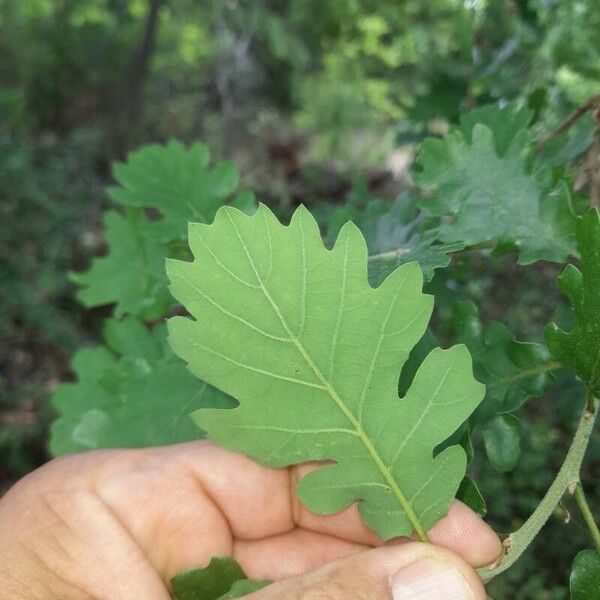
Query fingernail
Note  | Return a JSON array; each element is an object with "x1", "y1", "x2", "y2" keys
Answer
[{"x1": 392, "y1": 558, "x2": 474, "y2": 600}]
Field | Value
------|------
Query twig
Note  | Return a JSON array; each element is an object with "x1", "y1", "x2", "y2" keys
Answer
[
  {"x1": 478, "y1": 396, "x2": 599, "y2": 581},
  {"x1": 536, "y1": 95, "x2": 600, "y2": 151}
]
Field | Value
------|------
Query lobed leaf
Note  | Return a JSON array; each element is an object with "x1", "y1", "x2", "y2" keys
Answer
[
  {"x1": 167, "y1": 204, "x2": 484, "y2": 540},
  {"x1": 545, "y1": 208, "x2": 600, "y2": 396},
  {"x1": 108, "y1": 140, "x2": 239, "y2": 242},
  {"x1": 415, "y1": 110, "x2": 577, "y2": 264},
  {"x1": 71, "y1": 211, "x2": 172, "y2": 319},
  {"x1": 49, "y1": 318, "x2": 233, "y2": 456}
]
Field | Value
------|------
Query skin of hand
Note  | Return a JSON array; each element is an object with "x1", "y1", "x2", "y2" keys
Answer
[{"x1": 0, "y1": 441, "x2": 501, "y2": 600}]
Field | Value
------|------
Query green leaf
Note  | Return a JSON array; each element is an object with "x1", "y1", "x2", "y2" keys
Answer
[
  {"x1": 217, "y1": 580, "x2": 270, "y2": 599},
  {"x1": 452, "y1": 301, "x2": 556, "y2": 423},
  {"x1": 546, "y1": 208, "x2": 600, "y2": 397},
  {"x1": 49, "y1": 318, "x2": 234, "y2": 456},
  {"x1": 415, "y1": 120, "x2": 577, "y2": 264},
  {"x1": 482, "y1": 414, "x2": 521, "y2": 473},
  {"x1": 71, "y1": 211, "x2": 172, "y2": 319},
  {"x1": 364, "y1": 197, "x2": 464, "y2": 285},
  {"x1": 325, "y1": 192, "x2": 462, "y2": 284},
  {"x1": 171, "y1": 557, "x2": 246, "y2": 600},
  {"x1": 457, "y1": 476, "x2": 487, "y2": 517},
  {"x1": 167, "y1": 204, "x2": 485, "y2": 540},
  {"x1": 458, "y1": 102, "x2": 533, "y2": 157},
  {"x1": 108, "y1": 140, "x2": 239, "y2": 242},
  {"x1": 570, "y1": 549, "x2": 600, "y2": 600}
]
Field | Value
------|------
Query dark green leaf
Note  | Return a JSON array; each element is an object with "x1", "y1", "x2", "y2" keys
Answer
[
  {"x1": 217, "y1": 580, "x2": 271, "y2": 599},
  {"x1": 457, "y1": 476, "x2": 487, "y2": 517},
  {"x1": 458, "y1": 102, "x2": 533, "y2": 157},
  {"x1": 570, "y1": 549, "x2": 600, "y2": 600},
  {"x1": 546, "y1": 208, "x2": 600, "y2": 396},
  {"x1": 327, "y1": 193, "x2": 462, "y2": 284},
  {"x1": 452, "y1": 301, "x2": 556, "y2": 423},
  {"x1": 171, "y1": 557, "x2": 246, "y2": 600},
  {"x1": 416, "y1": 117, "x2": 577, "y2": 264},
  {"x1": 482, "y1": 414, "x2": 521, "y2": 473}
]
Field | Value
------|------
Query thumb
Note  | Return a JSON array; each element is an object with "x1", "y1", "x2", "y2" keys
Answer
[{"x1": 249, "y1": 542, "x2": 488, "y2": 600}]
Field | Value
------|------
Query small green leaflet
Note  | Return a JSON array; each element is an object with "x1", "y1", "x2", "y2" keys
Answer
[
  {"x1": 71, "y1": 211, "x2": 172, "y2": 319},
  {"x1": 171, "y1": 557, "x2": 268, "y2": 600},
  {"x1": 415, "y1": 107, "x2": 577, "y2": 264},
  {"x1": 50, "y1": 318, "x2": 234, "y2": 456},
  {"x1": 167, "y1": 204, "x2": 484, "y2": 540},
  {"x1": 546, "y1": 208, "x2": 600, "y2": 398},
  {"x1": 108, "y1": 140, "x2": 239, "y2": 242},
  {"x1": 570, "y1": 550, "x2": 600, "y2": 600}
]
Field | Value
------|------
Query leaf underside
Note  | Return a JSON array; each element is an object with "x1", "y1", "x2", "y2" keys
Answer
[{"x1": 167, "y1": 204, "x2": 484, "y2": 540}]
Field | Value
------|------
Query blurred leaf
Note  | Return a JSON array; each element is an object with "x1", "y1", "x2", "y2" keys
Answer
[
  {"x1": 452, "y1": 301, "x2": 557, "y2": 424},
  {"x1": 108, "y1": 141, "x2": 239, "y2": 242},
  {"x1": 570, "y1": 550, "x2": 600, "y2": 600},
  {"x1": 167, "y1": 204, "x2": 484, "y2": 540},
  {"x1": 49, "y1": 318, "x2": 234, "y2": 456},
  {"x1": 457, "y1": 476, "x2": 487, "y2": 517},
  {"x1": 171, "y1": 557, "x2": 246, "y2": 600},
  {"x1": 326, "y1": 191, "x2": 463, "y2": 284},
  {"x1": 416, "y1": 116, "x2": 577, "y2": 264},
  {"x1": 458, "y1": 103, "x2": 533, "y2": 157},
  {"x1": 537, "y1": 118, "x2": 596, "y2": 167},
  {"x1": 71, "y1": 211, "x2": 172, "y2": 319},
  {"x1": 482, "y1": 414, "x2": 521, "y2": 473},
  {"x1": 546, "y1": 208, "x2": 600, "y2": 397}
]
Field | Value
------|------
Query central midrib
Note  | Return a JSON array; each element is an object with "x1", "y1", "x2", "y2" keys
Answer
[
  {"x1": 226, "y1": 210, "x2": 428, "y2": 541},
  {"x1": 259, "y1": 280, "x2": 428, "y2": 542}
]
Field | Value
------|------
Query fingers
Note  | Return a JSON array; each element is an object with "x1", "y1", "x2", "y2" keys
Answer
[
  {"x1": 248, "y1": 542, "x2": 487, "y2": 600},
  {"x1": 234, "y1": 529, "x2": 368, "y2": 580},
  {"x1": 173, "y1": 442, "x2": 501, "y2": 567},
  {"x1": 426, "y1": 502, "x2": 501, "y2": 568}
]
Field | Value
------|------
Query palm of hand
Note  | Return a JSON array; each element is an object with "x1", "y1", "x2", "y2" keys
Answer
[{"x1": 0, "y1": 441, "x2": 500, "y2": 599}]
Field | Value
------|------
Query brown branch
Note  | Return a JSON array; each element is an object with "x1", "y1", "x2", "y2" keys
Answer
[{"x1": 536, "y1": 94, "x2": 600, "y2": 151}]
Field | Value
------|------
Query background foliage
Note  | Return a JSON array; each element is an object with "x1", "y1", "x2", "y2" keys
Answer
[{"x1": 1, "y1": 1, "x2": 600, "y2": 597}]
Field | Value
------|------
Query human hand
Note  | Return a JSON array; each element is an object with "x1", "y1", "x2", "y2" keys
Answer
[{"x1": 0, "y1": 441, "x2": 501, "y2": 599}]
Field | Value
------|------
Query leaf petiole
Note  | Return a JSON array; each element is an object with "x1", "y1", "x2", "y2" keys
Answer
[
  {"x1": 573, "y1": 483, "x2": 600, "y2": 554},
  {"x1": 478, "y1": 396, "x2": 599, "y2": 581}
]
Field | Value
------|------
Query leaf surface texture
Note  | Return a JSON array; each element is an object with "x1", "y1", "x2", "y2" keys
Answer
[{"x1": 168, "y1": 204, "x2": 484, "y2": 539}]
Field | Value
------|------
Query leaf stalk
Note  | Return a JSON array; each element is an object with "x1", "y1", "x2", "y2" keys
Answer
[
  {"x1": 573, "y1": 483, "x2": 600, "y2": 554},
  {"x1": 478, "y1": 396, "x2": 598, "y2": 581}
]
